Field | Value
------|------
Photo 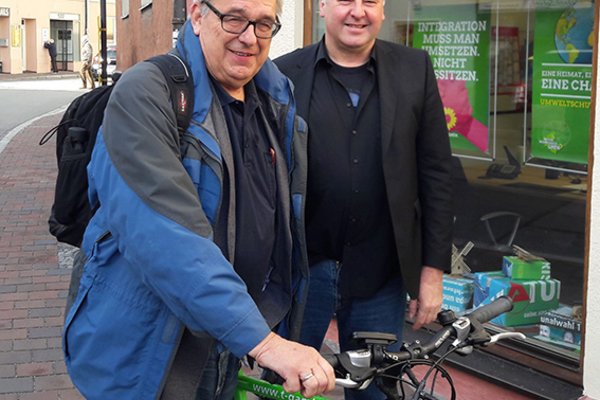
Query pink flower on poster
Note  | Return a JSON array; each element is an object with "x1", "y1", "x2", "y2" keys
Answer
[{"x1": 437, "y1": 79, "x2": 488, "y2": 153}]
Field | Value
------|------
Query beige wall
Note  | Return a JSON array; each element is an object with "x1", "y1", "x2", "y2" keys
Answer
[
  {"x1": 270, "y1": 0, "x2": 304, "y2": 59},
  {"x1": 0, "y1": 0, "x2": 115, "y2": 74},
  {"x1": 0, "y1": 16, "x2": 11, "y2": 72}
]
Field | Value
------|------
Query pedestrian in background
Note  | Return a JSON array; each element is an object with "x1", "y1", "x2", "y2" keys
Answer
[
  {"x1": 275, "y1": 0, "x2": 454, "y2": 398},
  {"x1": 79, "y1": 36, "x2": 95, "y2": 89},
  {"x1": 44, "y1": 39, "x2": 58, "y2": 73}
]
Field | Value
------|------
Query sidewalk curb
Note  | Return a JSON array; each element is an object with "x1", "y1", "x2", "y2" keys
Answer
[
  {"x1": 0, "y1": 72, "x2": 79, "y2": 82},
  {"x1": 0, "y1": 107, "x2": 67, "y2": 155}
]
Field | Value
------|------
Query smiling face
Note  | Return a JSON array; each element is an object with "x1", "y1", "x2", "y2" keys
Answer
[
  {"x1": 191, "y1": 0, "x2": 278, "y2": 99},
  {"x1": 320, "y1": 0, "x2": 385, "y2": 65}
]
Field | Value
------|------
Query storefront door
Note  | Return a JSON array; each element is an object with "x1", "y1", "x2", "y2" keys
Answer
[{"x1": 51, "y1": 20, "x2": 73, "y2": 72}]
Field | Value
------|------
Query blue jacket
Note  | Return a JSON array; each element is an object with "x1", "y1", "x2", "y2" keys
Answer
[{"x1": 63, "y1": 21, "x2": 308, "y2": 399}]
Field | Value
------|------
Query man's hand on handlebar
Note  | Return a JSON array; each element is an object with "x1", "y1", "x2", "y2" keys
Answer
[
  {"x1": 248, "y1": 332, "x2": 336, "y2": 398},
  {"x1": 409, "y1": 266, "x2": 444, "y2": 330}
]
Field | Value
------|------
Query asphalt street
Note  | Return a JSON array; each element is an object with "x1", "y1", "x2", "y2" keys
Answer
[{"x1": 0, "y1": 75, "x2": 83, "y2": 145}]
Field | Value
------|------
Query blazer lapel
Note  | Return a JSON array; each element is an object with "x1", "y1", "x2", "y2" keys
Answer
[
  {"x1": 294, "y1": 67, "x2": 313, "y2": 119},
  {"x1": 376, "y1": 43, "x2": 400, "y2": 154},
  {"x1": 293, "y1": 55, "x2": 317, "y2": 120}
]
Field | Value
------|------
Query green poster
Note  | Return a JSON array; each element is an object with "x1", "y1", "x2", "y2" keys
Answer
[
  {"x1": 412, "y1": 5, "x2": 491, "y2": 154},
  {"x1": 531, "y1": 1, "x2": 594, "y2": 164}
]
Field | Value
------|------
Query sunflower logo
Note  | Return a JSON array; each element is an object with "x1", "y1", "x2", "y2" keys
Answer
[{"x1": 445, "y1": 107, "x2": 457, "y2": 131}]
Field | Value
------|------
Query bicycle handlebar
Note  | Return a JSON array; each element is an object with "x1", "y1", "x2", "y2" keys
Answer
[
  {"x1": 325, "y1": 296, "x2": 518, "y2": 389},
  {"x1": 323, "y1": 353, "x2": 339, "y2": 368},
  {"x1": 468, "y1": 295, "x2": 513, "y2": 324},
  {"x1": 416, "y1": 295, "x2": 514, "y2": 356}
]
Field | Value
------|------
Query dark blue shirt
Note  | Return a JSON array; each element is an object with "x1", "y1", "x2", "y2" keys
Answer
[{"x1": 213, "y1": 79, "x2": 277, "y2": 300}]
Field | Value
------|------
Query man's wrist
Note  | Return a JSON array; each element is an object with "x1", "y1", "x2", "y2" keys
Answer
[{"x1": 248, "y1": 332, "x2": 278, "y2": 361}]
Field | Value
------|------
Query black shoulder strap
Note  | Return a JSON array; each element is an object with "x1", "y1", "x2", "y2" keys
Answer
[{"x1": 146, "y1": 53, "x2": 194, "y2": 133}]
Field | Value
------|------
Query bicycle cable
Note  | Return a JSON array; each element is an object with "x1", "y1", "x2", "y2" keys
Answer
[{"x1": 407, "y1": 346, "x2": 458, "y2": 400}]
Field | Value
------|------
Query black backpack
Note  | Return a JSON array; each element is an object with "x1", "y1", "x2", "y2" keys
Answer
[{"x1": 39, "y1": 53, "x2": 194, "y2": 247}]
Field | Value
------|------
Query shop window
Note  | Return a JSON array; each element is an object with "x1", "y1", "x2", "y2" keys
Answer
[{"x1": 310, "y1": 0, "x2": 593, "y2": 381}]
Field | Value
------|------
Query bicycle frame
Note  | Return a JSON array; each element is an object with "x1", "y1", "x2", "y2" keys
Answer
[
  {"x1": 234, "y1": 368, "x2": 448, "y2": 400},
  {"x1": 235, "y1": 370, "x2": 330, "y2": 400}
]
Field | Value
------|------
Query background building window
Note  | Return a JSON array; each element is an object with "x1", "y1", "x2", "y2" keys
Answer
[
  {"x1": 121, "y1": 0, "x2": 130, "y2": 18},
  {"x1": 140, "y1": 0, "x2": 153, "y2": 10}
]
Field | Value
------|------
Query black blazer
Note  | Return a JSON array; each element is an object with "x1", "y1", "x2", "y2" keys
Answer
[{"x1": 275, "y1": 40, "x2": 453, "y2": 298}]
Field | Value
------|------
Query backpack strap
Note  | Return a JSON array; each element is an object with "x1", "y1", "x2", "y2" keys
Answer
[
  {"x1": 146, "y1": 53, "x2": 194, "y2": 133},
  {"x1": 39, "y1": 119, "x2": 73, "y2": 145}
]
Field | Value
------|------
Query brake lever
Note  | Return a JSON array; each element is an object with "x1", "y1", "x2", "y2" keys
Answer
[
  {"x1": 335, "y1": 376, "x2": 373, "y2": 390},
  {"x1": 487, "y1": 332, "x2": 526, "y2": 345}
]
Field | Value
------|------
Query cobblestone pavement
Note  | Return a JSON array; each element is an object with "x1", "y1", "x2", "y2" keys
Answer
[{"x1": 0, "y1": 113, "x2": 83, "y2": 399}]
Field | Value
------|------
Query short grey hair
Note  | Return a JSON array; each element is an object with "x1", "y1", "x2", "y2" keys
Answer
[{"x1": 194, "y1": 0, "x2": 283, "y2": 17}]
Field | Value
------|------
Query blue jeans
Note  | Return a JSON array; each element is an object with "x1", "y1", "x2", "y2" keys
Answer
[
  {"x1": 300, "y1": 259, "x2": 407, "y2": 400},
  {"x1": 195, "y1": 347, "x2": 240, "y2": 400}
]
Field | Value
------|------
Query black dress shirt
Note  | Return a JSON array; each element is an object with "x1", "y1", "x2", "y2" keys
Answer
[{"x1": 306, "y1": 43, "x2": 400, "y2": 297}]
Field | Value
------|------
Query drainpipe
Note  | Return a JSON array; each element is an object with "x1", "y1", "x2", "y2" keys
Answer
[
  {"x1": 100, "y1": 0, "x2": 107, "y2": 85},
  {"x1": 84, "y1": 0, "x2": 88, "y2": 35},
  {"x1": 172, "y1": 0, "x2": 187, "y2": 45}
]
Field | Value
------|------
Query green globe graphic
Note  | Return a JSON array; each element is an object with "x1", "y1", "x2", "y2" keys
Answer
[
  {"x1": 539, "y1": 119, "x2": 571, "y2": 154},
  {"x1": 554, "y1": 7, "x2": 593, "y2": 64}
]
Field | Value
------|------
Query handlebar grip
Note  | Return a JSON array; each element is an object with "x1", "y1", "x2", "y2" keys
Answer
[
  {"x1": 468, "y1": 296, "x2": 513, "y2": 324},
  {"x1": 323, "y1": 353, "x2": 339, "y2": 368}
]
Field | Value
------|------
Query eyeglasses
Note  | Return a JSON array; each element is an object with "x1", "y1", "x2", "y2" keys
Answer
[{"x1": 201, "y1": 0, "x2": 282, "y2": 39}]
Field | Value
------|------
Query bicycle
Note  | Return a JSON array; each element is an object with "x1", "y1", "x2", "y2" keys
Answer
[{"x1": 234, "y1": 295, "x2": 525, "y2": 400}]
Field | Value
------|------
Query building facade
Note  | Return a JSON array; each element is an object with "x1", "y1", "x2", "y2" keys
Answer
[
  {"x1": 121, "y1": 0, "x2": 598, "y2": 398},
  {"x1": 115, "y1": 0, "x2": 177, "y2": 68},
  {"x1": 0, "y1": 0, "x2": 116, "y2": 74}
]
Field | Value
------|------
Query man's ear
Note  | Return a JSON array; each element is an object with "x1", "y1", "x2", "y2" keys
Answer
[
  {"x1": 319, "y1": 0, "x2": 326, "y2": 17},
  {"x1": 190, "y1": 2, "x2": 203, "y2": 35}
]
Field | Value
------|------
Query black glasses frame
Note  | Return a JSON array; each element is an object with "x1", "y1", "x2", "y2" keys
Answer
[{"x1": 201, "y1": 0, "x2": 282, "y2": 39}]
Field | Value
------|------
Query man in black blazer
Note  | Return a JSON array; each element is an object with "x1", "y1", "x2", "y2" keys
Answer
[{"x1": 275, "y1": 1, "x2": 453, "y2": 398}]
